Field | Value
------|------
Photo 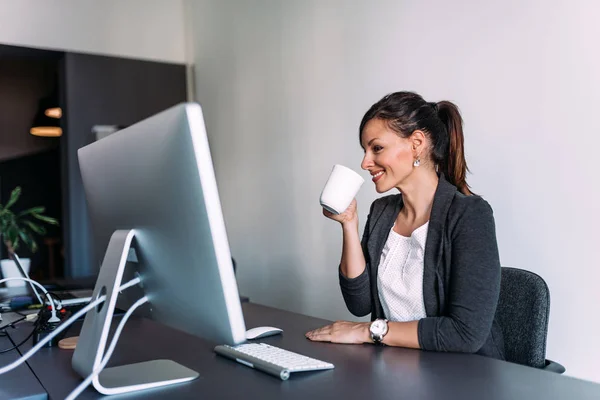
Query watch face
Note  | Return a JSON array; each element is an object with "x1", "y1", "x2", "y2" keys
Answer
[{"x1": 371, "y1": 319, "x2": 386, "y2": 335}]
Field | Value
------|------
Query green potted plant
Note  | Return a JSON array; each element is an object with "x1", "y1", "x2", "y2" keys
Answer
[{"x1": 0, "y1": 186, "x2": 59, "y2": 287}]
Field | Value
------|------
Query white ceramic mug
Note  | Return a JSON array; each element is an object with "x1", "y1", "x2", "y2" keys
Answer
[{"x1": 320, "y1": 164, "x2": 364, "y2": 215}]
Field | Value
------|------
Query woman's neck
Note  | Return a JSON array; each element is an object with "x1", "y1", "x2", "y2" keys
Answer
[{"x1": 397, "y1": 168, "x2": 439, "y2": 224}]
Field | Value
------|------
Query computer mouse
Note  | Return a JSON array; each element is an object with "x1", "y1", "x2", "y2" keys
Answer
[{"x1": 245, "y1": 326, "x2": 283, "y2": 340}]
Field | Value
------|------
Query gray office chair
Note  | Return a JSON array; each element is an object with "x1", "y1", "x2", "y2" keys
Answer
[{"x1": 496, "y1": 267, "x2": 565, "y2": 373}]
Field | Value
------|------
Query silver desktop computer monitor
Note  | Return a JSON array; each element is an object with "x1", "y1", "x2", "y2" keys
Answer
[{"x1": 72, "y1": 103, "x2": 246, "y2": 396}]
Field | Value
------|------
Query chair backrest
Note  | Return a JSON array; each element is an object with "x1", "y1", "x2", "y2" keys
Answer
[{"x1": 496, "y1": 267, "x2": 550, "y2": 368}]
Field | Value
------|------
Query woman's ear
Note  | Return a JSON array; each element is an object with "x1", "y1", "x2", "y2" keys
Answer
[{"x1": 410, "y1": 130, "x2": 426, "y2": 154}]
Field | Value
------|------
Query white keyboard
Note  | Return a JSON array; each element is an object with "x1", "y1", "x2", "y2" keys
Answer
[{"x1": 214, "y1": 343, "x2": 334, "y2": 380}]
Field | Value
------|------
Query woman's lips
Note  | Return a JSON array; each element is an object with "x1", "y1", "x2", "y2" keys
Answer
[{"x1": 372, "y1": 171, "x2": 384, "y2": 183}]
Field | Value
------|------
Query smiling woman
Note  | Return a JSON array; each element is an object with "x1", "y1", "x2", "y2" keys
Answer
[{"x1": 307, "y1": 91, "x2": 505, "y2": 360}]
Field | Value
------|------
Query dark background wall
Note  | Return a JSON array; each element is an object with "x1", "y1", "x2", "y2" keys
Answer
[
  {"x1": 0, "y1": 44, "x2": 187, "y2": 279},
  {"x1": 61, "y1": 53, "x2": 187, "y2": 277},
  {"x1": 0, "y1": 45, "x2": 63, "y2": 277},
  {"x1": 0, "y1": 149, "x2": 62, "y2": 277},
  {"x1": 0, "y1": 48, "x2": 61, "y2": 162}
]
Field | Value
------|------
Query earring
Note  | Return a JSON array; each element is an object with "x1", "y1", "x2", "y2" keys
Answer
[{"x1": 413, "y1": 157, "x2": 420, "y2": 167}]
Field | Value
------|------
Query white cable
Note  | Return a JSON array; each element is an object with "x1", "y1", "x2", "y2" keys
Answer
[
  {"x1": 11, "y1": 253, "x2": 44, "y2": 306},
  {"x1": 0, "y1": 277, "x2": 59, "y2": 323},
  {"x1": 0, "y1": 276, "x2": 141, "y2": 376},
  {"x1": 65, "y1": 295, "x2": 149, "y2": 400}
]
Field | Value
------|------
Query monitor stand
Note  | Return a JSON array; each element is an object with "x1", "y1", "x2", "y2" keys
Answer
[{"x1": 71, "y1": 229, "x2": 199, "y2": 396}]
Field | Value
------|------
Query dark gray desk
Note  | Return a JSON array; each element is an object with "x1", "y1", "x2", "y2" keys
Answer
[
  {"x1": 6, "y1": 303, "x2": 600, "y2": 399},
  {"x1": 0, "y1": 330, "x2": 47, "y2": 400}
]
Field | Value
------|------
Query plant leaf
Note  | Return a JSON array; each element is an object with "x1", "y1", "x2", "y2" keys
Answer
[
  {"x1": 23, "y1": 220, "x2": 46, "y2": 235},
  {"x1": 4, "y1": 187, "x2": 21, "y2": 210},
  {"x1": 32, "y1": 214, "x2": 59, "y2": 225},
  {"x1": 7, "y1": 224, "x2": 20, "y2": 247},
  {"x1": 18, "y1": 229, "x2": 34, "y2": 252},
  {"x1": 11, "y1": 236, "x2": 20, "y2": 252},
  {"x1": 0, "y1": 186, "x2": 58, "y2": 252},
  {"x1": 18, "y1": 207, "x2": 45, "y2": 217},
  {"x1": 18, "y1": 229, "x2": 39, "y2": 253},
  {"x1": 0, "y1": 211, "x2": 15, "y2": 232}
]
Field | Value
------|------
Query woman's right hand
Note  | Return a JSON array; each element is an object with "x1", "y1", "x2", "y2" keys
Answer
[{"x1": 323, "y1": 199, "x2": 358, "y2": 226}]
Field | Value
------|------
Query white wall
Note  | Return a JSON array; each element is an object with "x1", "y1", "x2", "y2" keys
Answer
[
  {"x1": 0, "y1": 0, "x2": 186, "y2": 63},
  {"x1": 188, "y1": 0, "x2": 600, "y2": 383}
]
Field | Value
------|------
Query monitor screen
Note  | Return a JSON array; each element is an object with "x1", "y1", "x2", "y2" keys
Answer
[{"x1": 76, "y1": 103, "x2": 246, "y2": 346}]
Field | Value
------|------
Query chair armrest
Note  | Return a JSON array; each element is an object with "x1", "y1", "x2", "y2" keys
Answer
[{"x1": 543, "y1": 359, "x2": 565, "y2": 374}]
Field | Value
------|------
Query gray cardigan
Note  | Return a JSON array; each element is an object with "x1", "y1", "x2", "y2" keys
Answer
[{"x1": 339, "y1": 174, "x2": 505, "y2": 359}]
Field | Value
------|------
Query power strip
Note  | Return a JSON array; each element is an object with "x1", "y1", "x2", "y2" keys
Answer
[{"x1": 32, "y1": 308, "x2": 72, "y2": 347}]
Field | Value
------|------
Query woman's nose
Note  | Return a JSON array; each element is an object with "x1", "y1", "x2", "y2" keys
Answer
[{"x1": 361, "y1": 154, "x2": 372, "y2": 170}]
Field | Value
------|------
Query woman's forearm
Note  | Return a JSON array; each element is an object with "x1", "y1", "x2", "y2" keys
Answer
[
  {"x1": 381, "y1": 320, "x2": 420, "y2": 348},
  {"x1": 350, "y1": 320, "x2": 420, "y2": 348},
  {"x1": 339, "y1": 220, "x2": 367, "y2": 279}
]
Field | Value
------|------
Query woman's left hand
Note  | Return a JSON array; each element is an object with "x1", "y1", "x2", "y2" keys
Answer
[{"x1": 305, "y1": 321, "x2": 371, "y2": 344}]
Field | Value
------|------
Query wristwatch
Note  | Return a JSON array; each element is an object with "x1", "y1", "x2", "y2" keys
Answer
[{"x1": 369, "y1": 318, "x2": 389, "y2": 344}]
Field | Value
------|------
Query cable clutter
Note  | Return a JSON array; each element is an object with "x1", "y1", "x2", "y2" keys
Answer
[
  {"x1": 65, "y1": 295, "x2": 149, "y2": 400},
  {"x1": 0, "y1": 276, "x2": 61, "y2": 354},
  {"x1": 0, "y1": 275, "x2": 143, "y2": 400}
]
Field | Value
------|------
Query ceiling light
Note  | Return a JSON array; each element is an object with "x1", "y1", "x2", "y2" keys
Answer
[
  {"x1": 30, "y1": 127, "x2": 62, "y2": 137},
  {"x1": 44, "y1": 107, "x2": 62, "y2": 118}
]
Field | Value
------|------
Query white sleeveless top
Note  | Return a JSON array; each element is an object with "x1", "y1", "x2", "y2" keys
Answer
[{"x1": 376, "y1": 222, "x2": 429, "y2": 322}]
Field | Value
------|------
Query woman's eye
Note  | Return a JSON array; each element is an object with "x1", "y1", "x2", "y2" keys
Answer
[{"x1": 373, "y1": 145, "x2": 383, "y2": 153}]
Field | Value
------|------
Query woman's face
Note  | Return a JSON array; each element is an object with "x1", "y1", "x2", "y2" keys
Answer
[{"x1": 360, "y1": 118, "x2": 416, "y2": 193}]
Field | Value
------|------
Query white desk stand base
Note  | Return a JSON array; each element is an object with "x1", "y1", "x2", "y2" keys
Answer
[
  {"x1": 94, "y1": 360, "x2": 198, "y2": 395},
  {"x1": 72, "y1": 229, "x2": 199, "y2": 396}
]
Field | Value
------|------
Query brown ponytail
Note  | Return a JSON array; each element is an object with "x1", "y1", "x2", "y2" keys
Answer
[
  {"x1": 436, "y1": 101, "x2": 472, "y2": 195},
  {"x1": 359, "y1": 92, "x2": 474, "y2": 196}
]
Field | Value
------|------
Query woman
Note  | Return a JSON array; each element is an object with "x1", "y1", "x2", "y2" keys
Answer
[{"x1": 306, "y1": 92, "x2": 505, "y2": 359}]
